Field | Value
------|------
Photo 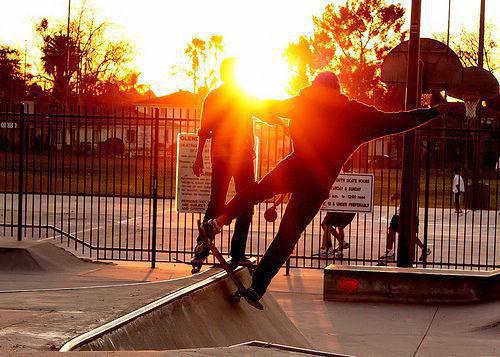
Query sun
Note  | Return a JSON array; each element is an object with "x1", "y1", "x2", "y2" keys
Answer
[{"x1": 234, "y1": 57, "x2": 291, "y2": 99}]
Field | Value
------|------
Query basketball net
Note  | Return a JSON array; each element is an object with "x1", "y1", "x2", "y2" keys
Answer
[{"x1": 463, "y1": 92, "x2": 481, "y2": 119}]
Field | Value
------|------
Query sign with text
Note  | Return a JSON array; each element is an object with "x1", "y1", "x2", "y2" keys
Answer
[
  {"x1": 321, "y1": 173, "x2": 374, "y2": 213},
  {"x1": 175, "y1": 133, "x2": 258, "y2": 213},
  {"x1": 0, "y1": 122, "x2": 17, "y2": 129}
]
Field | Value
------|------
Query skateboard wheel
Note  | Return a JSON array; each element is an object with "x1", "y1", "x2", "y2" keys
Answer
[
  {"x1": 247, "y1": 266, "x2": 255, "y2": 276},
  {"x1": 191, "y1": 266, "x2": 201, "y2": 274},
  {"x1": 230, "y1": 294, "x2": 241, "y2": 304}
]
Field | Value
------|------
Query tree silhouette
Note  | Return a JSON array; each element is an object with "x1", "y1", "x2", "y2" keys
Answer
[
  {"x1": 174, "y1": 34, "x2": 225, "y2": 94},
  {"x1": 0, "y1": 45, "x2": 30, "y2": 102},
  {"x1": 35, "y1": 3, "x2": 135, "y2": 105},
  {"x1": 434, "y1": 24, "x2": 499, "y2": 76},
  {"x1": 285, "y1": 0, "x2": 406, "y2": 104}
]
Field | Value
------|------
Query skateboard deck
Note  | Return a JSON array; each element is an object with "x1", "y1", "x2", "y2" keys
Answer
[
  {"x1": 186, "y1": 257, "x2": 254, "y2": 274},
  {"x1": 197, "y1": 220, "x2": 263, "y2": 310}
]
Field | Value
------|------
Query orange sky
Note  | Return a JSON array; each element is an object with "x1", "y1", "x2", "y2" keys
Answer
[{"x1": 0, "y1": 0, "x2": 498, "y2": 97}]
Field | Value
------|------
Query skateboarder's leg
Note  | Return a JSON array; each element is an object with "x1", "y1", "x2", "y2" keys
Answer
[
  {"x1": 250, "y1": 191, "x2": 325, "y2": 296},
  {"x1": 204, "y1": 159, "x2": 232, "y2": 222},
  {"x1": 230, "y1": 158, "x2": 255, "y2": 261},
  {"x1": 217, "y1": 156, "x2": 296, "y2": 228},
  {"x1": 194, "y1": 159, "x2": 231, "y2": 259}
]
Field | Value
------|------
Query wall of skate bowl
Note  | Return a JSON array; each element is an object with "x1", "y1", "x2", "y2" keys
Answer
[
  {"x1": 324, "y1": 265, "x2": 500, "y2": 304},
  {"x1": 61, "y1": 267, "x2": 311, "y2": 351}
]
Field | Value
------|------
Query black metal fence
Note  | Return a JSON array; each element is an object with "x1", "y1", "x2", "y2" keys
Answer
[{"x1": 0, "y1": 103, "x2": 498, "y2": 270}]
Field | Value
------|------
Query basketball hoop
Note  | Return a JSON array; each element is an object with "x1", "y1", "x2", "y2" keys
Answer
[{"x1": 462, "y1": 92, "x2": 481, "y2": 119}]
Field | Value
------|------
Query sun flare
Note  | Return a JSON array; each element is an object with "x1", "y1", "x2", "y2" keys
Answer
[{"x1": 234, "y1": 57, "x2": 292, "y2": 99}]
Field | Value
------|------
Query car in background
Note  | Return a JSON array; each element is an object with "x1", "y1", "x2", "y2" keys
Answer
[{"x1": 99, "y1": 138, "x2": 124, "y2": 156}]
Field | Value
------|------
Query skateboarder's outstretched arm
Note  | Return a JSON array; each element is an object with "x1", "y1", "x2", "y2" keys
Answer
[
  {"x1": 353, "y1": 101, "x2": 448, "y2": 141},
  {"x1": 252, "y1": 98, "x2": 295, "y2": 128}
]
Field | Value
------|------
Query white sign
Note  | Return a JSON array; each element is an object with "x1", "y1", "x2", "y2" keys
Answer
[
  {"x1": 0, "y1": 122, "x2": 17, "y2": 129},
  {"x1": 321, "y1": 173, "x2": 374, "y2": 213},
  {"x1": 175, "y1": 133, "x2": 258, "y2": 213}
]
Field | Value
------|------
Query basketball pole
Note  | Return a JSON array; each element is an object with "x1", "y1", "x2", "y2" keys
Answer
[
  {"x1": 478, "y1": 0, "x2": 485, "y2": 68},
  {"x1": 397, "y1": 0, "x2": 421, "y2": 267}
]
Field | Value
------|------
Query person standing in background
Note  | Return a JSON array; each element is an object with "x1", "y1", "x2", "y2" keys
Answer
[{"x1": 452, "y1": 168, "x2": 465, "y2": 214}]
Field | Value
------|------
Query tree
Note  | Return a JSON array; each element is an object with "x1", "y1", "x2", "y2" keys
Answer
[
  {"x1": 173, "y1": 34, "x2": 225, "y2": 94},
  {"x1": 0, "y1": 45, "x2": 30, "y2": 102},
  {"x1": 93, "y1": 71, "x2": 153, "y2": 105},
  {"x1": 34, "y1": 2, "x2": 136, "y2": 105},
  {"x1": 434, "y1": 24, "x2": 499, "y2": 76},
  {"x1": 285, "y1": 0, "x2": 406, "y2": 105},
  {"x1": 284, "y1": 36, "x2": 318, "y2": 95}
]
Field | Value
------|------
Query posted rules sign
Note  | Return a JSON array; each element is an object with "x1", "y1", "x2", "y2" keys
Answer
[
  {"x1": 321, "y1": 173, "x2": 374, "y2": 213},
  {"x1": 175, "y1": 133, "x2": 258, "y2": 213}
]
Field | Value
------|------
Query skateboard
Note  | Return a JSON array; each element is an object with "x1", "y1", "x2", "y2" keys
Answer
[
  {"x1": 197, "y1": 219, "x2": 264, "y2": 310},
  {"x1": 189, "y1": 256, "x2": 256, "y2": 274}
]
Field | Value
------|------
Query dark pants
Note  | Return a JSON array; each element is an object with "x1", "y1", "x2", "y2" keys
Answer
[
  {"x1": 223, "y1": 155, "x2": 332, "y2": 295},
  {"x1": 202, "y1": 156, "x2": 254, "y2": 259},
  {"x1": 454, "y1": 192, "x2": 461, "y2": 211}
]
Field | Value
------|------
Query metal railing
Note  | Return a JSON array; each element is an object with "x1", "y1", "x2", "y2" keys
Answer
[{"x1": 0, "y1": 103, "x2": 498, "y2": 270}]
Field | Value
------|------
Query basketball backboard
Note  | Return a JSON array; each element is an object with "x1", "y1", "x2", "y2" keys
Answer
[
  {"x1": 381, "y1": 38, "x2": 463, "y2": 93},
  {"x1": 447, "y1": 66, "x2": 499, "y2": 100}
]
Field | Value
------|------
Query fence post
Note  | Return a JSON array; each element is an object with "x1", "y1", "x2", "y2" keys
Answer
[
  {"x1": 151, "y1": 108, "x2": 160, "y2": 268},
  {"x1": 422, "y1": 126, "x2": 431, "y2": 268},
  {"x1": 17, "y1": 103, "x2": 25, "y2": 241},
  {"x1": 398, "y1": 0, "x2": 421, "y2": 267}
]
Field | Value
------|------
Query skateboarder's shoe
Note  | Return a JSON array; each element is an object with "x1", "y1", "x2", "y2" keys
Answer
[
  {"x1": 243, "y1": 287, "x2": 264, "y2": 310},
  {"x1": 419, "y1": 248, "x2": 431, "y2": 262},
  {"x1": 192, "y1": 240, "x2": 210, "y2": 261},
  {"x1": 204, "y1": 219, "x2": 222, "y2": 235},
  {"x1": 193, "y1": 240, "x2": 209, "y2": 256},
  {"x1": 334, "y1": 242, "x2": 350, "y2": 252},
  {"x1": 314, "y1": 247, "x2": 334, "y2": 258},
  {"x1": 378, "y1": 249, "x2": 395, "y2": 261},
  {"x1": 193, "y1": 219, "x2": 221, "y2": 261}
]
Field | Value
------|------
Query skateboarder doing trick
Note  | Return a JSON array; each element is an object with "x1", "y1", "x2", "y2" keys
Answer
[
  {"x1": 200, "y1": 71, "x2": 447, "y2": 306},
  {"x1": 191, "y1": 57, "x2": 285, "y2": 271}
]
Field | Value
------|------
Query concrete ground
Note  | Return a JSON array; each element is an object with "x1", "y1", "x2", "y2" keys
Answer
[
  {"x1": 269, "y1": 268, "x2": 500, "y2": 357},
  {"x1": 0, "y1": 238, "x2": 498, "y2": 356},
  {"x1": 0, "y1": 252, "x2": 204, "y2": 352}
]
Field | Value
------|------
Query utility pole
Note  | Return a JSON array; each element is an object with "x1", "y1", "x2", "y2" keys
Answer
[
  {"x1": 24, "y1": 40, "x2": 27, "y2": 82},
  {"x1": 478, "y1": 0, "x2": 485, "y2": 68},
  {"x1": 64, "y1": 0, "x2": 71, "y2": 109},
  {"x1": 446, "y1": 0, "x2": 451, "y2": 48},
  {"x1": 397, "y1": 0, "x2": 421, "y2": 267}
]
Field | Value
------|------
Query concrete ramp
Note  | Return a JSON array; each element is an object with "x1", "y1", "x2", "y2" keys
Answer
[
  {"x1": 0, "y1": 239, "x2": 97, "y2": 272},
  {"x1": 62, "y1": 268, "x2": 311, "y2": 351}
]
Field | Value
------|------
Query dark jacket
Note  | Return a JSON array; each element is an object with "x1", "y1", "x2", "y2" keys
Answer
[
  {"x1": 198, "y1": 84, "x2": 255, "y2": 161},
  {"x1": 260, "y1": 86, "x2": 440, "y2": 193}
]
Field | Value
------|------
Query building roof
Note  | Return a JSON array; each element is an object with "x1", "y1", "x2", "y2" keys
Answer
[{"x1": 134, "y1": 90, "x2": 203, "y2": 107}]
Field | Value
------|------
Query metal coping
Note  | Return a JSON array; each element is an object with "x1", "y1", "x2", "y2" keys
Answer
[
  {"x1": 59, "y1": 265, "x2": 243, "y2": 352},
  {"x1": 324, "y1": 265, "x2": 499, "y2": 278},
  {"x1": 234, "y1": 340, "x2": 354, "y2": 357}
]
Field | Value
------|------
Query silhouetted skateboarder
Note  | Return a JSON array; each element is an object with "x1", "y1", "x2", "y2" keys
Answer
[
  {"x1": 191, "y1": 57, "x2": 286, "y2": 272},
  {"x1": 199, "y1": 71, "x2": 447, "y2": 307}
]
